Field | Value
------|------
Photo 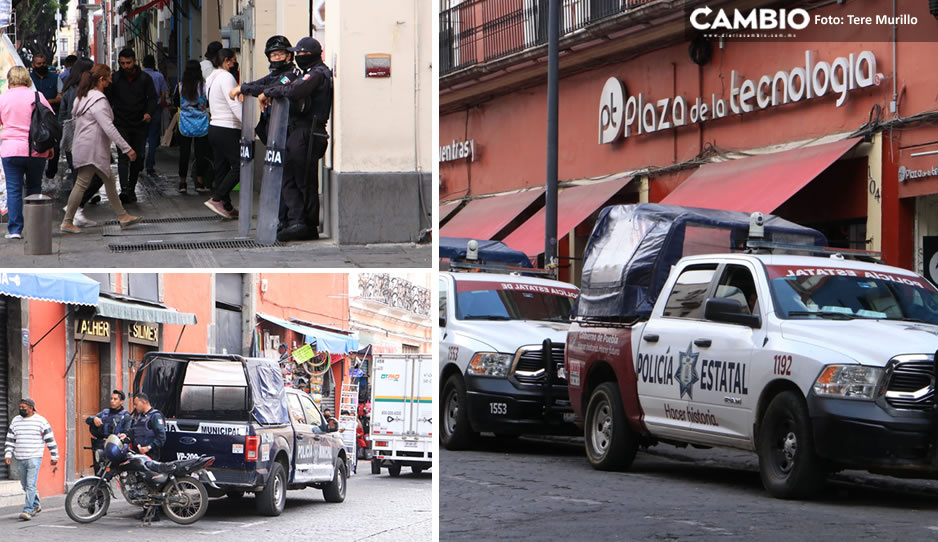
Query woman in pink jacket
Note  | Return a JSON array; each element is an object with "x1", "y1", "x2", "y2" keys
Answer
[
  {"x1": 61, "y1": 64, "x2": 142, "y2": 233},
  {"x1": 0, "y1": 66, "x2": 53, "y2": 240}
]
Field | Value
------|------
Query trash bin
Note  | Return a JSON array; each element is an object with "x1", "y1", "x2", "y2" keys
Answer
[{"x1": 23, "y1": 194, "x2": 53, "y2": 255}]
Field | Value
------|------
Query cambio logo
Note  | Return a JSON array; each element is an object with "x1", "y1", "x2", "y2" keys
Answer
[
  {"x1": 598, "y1": 78, "x2": 625, "y2": 144},
  {"x1": 690, "y1": 6, "x2": 810, "y2": 31}
]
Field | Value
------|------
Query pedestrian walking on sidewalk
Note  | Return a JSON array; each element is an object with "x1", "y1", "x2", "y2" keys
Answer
[
  {"x1": 3, "y1": 398, "x2": 59, "y2": 521},
  {"x1": 0, "y1": 66, "x2": 54, "y2": 240},
  {"x1": 174, "y1": 60, "x2": 212, "y2": 194},
  {"x1": 60, "y1": 57, "x2": 102, "y2": 227},
  {"x1": 30, "y1": 53, "x2": 63, "y2": 182},
  {"x1": 107, "y1": 48, "x2": 156, "y2": 205},
  {"x1": 143, "y1": 54, "x2": 169, "y2": 177},
  {"x1": 204, "y1": 48, "x2": 242, "y2": 219},
  {"x1": 61, "y1": 64, "x2": 143, "y2": 233}
]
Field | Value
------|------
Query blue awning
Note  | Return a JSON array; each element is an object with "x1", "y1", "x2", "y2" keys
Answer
[
  {"x1": 0, "y1": 273, "x2": 99, "y2": 306},
  {"x1": 256, "y1": 313, "x2": 358, "y2": 353}
]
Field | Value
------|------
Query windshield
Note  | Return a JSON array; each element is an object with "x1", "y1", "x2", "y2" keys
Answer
[
  {"x1": 767, "y1": 265, "x2": 938, "y2": 323},
  {"x1": 454, "y1": 279, "x2": 577, "y2": 322}
]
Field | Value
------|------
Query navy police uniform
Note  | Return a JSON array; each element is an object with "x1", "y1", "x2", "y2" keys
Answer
[
  {"x1": 261, "y1": 37, "x2": 333, "y2": 242},
  {"x1": 85, "y1": 407, "x2": 132, "y2": 450},
  {"x1": 129, "y1": 407, "x2": 167, "y2": 460}
]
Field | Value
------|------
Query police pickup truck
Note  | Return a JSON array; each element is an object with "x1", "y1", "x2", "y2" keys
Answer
[
  {"x1": 135, "y1": 353, "x2": 348, "y2": 515},
  {"x1": 439, "y1": 266, "x2": 580, "y2": 449},
  {"x1": 566, "y1": 204, "x2": 938, "y2": 499}
]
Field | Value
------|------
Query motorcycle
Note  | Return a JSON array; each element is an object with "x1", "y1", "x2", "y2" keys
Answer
[{"x1": 65, "y1": 434, "x2": 218, "y2": 525}]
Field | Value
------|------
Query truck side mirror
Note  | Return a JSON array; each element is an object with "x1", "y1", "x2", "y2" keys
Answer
[
  {"x1": 439, "y1": 316, "x2": 446, "y2": 328},
  {"x1": 704, "y1": 298, "x2": 761, "y2": 328}
]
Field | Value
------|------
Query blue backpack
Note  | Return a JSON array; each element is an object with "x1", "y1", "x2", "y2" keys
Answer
[{"x1": 178, "y1": 83, "x2": 209, "y2": 137}]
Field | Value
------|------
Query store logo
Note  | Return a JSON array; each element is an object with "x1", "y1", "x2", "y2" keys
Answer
[
  {"x1": 598, "y1": 77, "x2": 625, "y2": 144},
  {"x1": 381, "y1": 373, "x2": 400, "y2": 381},
  {"x1": 689, "y1": 6, "x2": 810, "y2": 31},
  {"x1": 898, "y1": 165, "x2": 938, "y2": 183}
]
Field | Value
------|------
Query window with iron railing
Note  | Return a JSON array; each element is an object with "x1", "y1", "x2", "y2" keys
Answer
[{"x1": 440, "y1": 0, "x2": 655, "y2": 77}]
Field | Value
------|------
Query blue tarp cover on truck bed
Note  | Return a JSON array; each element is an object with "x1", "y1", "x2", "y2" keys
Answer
[{"x1": 577, "y1": 204, "x2": 827, "y2": 320}]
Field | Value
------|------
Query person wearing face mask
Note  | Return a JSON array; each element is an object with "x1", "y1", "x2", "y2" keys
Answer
[
  {"x1": 85, "y1": 389, "x2": 132, "y2": 454},
  {"x1": 106, "y1": 48, "x2": 157, "y2": 205},
  {"x1": 229, "y1": 35, "x2": 302, "y2": 146},
  {"x1": 4, "y1": 399, "x2": 59, "y2": 521},
  {"x1": 251, "y1": 37, "x2": 333, "y2": 242},
  {"x1": 203, "y1": 48, "x2": 243, "y2": 218},
  {"x1": 30, "y1": 53, "x2": 64, "y2": 182}
]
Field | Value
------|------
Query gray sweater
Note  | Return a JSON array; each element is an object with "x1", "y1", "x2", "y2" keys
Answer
[{"x1": 71, "y1": 89, "x2": 132, "y2": 174}]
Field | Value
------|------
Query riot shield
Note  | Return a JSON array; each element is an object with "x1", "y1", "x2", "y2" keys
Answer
[
  {"x1": 256, "y1": 98, "x2": 290, "y2": 246},
  {"x1": 238, "y1": 97, "x2": 257, "y2": 238}
]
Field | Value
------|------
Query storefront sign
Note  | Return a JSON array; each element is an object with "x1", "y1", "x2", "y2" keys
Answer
[
  {"x1": 129, "y1": 322, "x2": 159, "y2": 346},
  {"x1": 899, "y1": 165, "x2": 938, "y2": 183},
  {"x1": 440, "y1": 139, "x2": 476, "y2": 163},
  {"x1": 75, "y1": 318, "x2": 111, "y2": 343},
  {"x1": 599, "y1": 50, "x2": 881, "y2": 144}
]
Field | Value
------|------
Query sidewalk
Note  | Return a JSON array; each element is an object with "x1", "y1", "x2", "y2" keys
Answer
[{"x1": 0, "y1": 147, "x2": 430, "y2": 268}]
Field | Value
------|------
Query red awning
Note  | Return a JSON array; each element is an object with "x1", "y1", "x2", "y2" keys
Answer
[
  {"x1": 660, "y1": 137, "x2": 862, "y2": 213},
  {"x1": 501, "y1": 176, "x2": 634, "y2": 256},
  {"x1": 440, "y1": 200, "x2": 462, "y2": 225},
  {"x1": 439, "y1": 188, "x2": 544, "y2": 240}
]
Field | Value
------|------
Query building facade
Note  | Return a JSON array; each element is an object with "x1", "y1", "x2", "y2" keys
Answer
[{"x1": 439, "y1": 0, "x2": 938, "y2": 284}]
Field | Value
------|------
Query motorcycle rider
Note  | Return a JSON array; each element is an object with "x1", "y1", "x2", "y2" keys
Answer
[
  {"x1": 233, "y1": 36, "x2": 333, "y2": 242},
  {"x1": 85, "y1": 389, "x2": 132, "y2": 455}
]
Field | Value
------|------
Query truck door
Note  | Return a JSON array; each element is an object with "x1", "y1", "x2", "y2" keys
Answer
[
  {"x1": 688, "y1": 263, "x2": 765, "y2": 442},
  {"x1": 439, "y1": 276, "x2": 451, "y2": 371},
  {"x1": 286, "y1": 392, "x2": 316, "y2": 483},
  {"x1": 297, "y1": 394, "x2": 333, "y2": 481},
  {"x1": 413, "y1": 355, "x2": 433, "y2": 439},
  {"x1": 637, "y1": 264, "x2": 718, "y2": 437},
  {"x1": 373, "y1": 356, "x2": 407, "y2": 437}
]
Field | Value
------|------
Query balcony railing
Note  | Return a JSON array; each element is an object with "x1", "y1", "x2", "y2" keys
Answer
[{"x1": 440, "y1": 0, "x2": 656, "y2": 77}]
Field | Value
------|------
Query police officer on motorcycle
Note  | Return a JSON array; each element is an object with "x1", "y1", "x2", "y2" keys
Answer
[
  {"x1": 85, "y1": 389, "x2": 132, "y2": 453},
  {"x1": 260, "y1": 37, "x2": 332, "y2": 242},
  {"x1": 119, "y1": 392, "x2": 166, "y2": 460}
]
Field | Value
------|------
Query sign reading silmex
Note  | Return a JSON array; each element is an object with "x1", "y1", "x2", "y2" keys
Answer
[{"x1": 599, "y1": 50, "x2": 882, "y2": 144}]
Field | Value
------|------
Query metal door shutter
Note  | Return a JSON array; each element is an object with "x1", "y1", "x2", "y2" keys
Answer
[{"x1": 0, "y1": 297, "x2": 9, "y2": 479}]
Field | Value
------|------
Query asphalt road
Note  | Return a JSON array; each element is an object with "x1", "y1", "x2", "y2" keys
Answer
[
  {"x1": 0, "y1": 467, "x2": 432, "y2": 541},
  {"x1": 441, "y1": 434, "x2": 938, "y2": 541}
]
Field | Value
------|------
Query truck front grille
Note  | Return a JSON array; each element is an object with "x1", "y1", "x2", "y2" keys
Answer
[
  {"x1": 885, "y1": 360, "x2": 935, "y2": 411},
  {"x1": 512, "y1": 344, "x2": 566, "y2": 385}
]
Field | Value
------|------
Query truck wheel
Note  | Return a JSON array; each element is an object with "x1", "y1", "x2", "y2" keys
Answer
[
  {"x1": 322, "y1": 460, "x2": 347, "y2": 503},
  {"x1": 441, "y1": 374, "x2": 476, "y2": 450},
  {"x1": 757, "y1": 391, "x2": 825, "y2": 499},
  {"x1": 411, "y1": 466, "x2": 424, "y2": 474},
  {"x1": 371, "y1": 459, "x2": 381, "y2": 474},
  {"x1": 256, "y1": 461, "x2": 287, "y2": 516},
  {"x1": 388, "y1": 462, "x2": 402, "y2": 477},
  {"x1": 584, "y1": 382, "x2": 637, "y2": 471}
]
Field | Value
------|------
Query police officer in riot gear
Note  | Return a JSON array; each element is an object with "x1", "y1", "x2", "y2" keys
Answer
[
  {"x1": 85, "y1": 389, "x2": 132, "y2": 454},
  {"x1": 257, "y1": 36, "x2": 333, "y2": 242},
  {"x1": 119, "y1": 392, "x2": 166, "y2": 460},
  {"x1": 230, "y1": 35, "x2": 303, "y2": 145}
]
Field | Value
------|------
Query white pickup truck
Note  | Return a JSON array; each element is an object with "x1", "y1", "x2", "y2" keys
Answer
[
  {"x1": 438, "y1": 270, "x2": 580, "y2": 449},
  {"x1": 566, "y1": 204, "x2": 938, "y2": 498}
]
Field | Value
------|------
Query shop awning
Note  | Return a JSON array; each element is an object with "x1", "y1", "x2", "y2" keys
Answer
[
  {"x1": 502, "y1": 176, "x2": 635, "y2": 256},
  {"x1": 660, "y1": 137, "x2": 862, "y2": 213},
  {"x1": 0, "y1": 273, "x2": 99, "y2": 306},
  {"x1": 440, "y1": 200, "x2": 462, "y2": 224},
  {"x1": 257, "y1": 313, "x2": 359, "y2": 353},
  {"x1": 96, "y1": 296, "x2": 197, "y2": 325},
  {"x1": 439, "y1": 188, "x2": 544, "y2": 240}
]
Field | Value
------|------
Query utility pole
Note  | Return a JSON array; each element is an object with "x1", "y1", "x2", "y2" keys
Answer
[{"x1": 544, "y1": 0, "x2": 559, "y2": 273}]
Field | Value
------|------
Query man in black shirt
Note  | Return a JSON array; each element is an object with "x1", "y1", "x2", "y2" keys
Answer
[{"x1": 106, "y1": 48, "x2": 157, "y2": 204}]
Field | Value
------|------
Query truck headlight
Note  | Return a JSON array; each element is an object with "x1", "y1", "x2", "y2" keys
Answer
[
  {"x1": 467, "y1": 352, "x2": 513, "y2": 377},
  {"x1": 813, "y1": 365, "x2": 883, "y2": 399}
]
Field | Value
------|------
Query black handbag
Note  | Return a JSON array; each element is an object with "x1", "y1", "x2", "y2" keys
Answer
[{"x1": 29, "y1": 91, "x2": 62, "y2": 154}]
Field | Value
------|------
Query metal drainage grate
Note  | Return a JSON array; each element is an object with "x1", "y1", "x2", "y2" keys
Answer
[
  {"x1": 103, "y1": 215, "x2": 224, "y2": 225},
  {"x1": 108, "y1": 239, "x2": 284, "y2": 252}
]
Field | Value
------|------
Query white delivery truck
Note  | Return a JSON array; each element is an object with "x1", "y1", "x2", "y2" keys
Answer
[{"x1": 370, "y1": 354, "x2": 433, "y2": 476}]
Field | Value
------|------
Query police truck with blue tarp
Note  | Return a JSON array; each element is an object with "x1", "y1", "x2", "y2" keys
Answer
[{"x1": 134, "y1": 353, "x2": 348, "y2": 516}]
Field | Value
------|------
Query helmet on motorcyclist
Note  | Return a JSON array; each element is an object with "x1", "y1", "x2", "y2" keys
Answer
[{"x1": 103, "y1": 434, "x2": 128, "y2": 462}]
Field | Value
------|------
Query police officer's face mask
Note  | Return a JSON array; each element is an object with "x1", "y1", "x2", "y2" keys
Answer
[{"x1": 296, "y1": 53, "x2": 316, "y2": 70}]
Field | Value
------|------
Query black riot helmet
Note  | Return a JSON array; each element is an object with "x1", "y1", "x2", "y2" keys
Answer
[{"x1": 265, "y1": 35, "x2": 294, "y2": 74}]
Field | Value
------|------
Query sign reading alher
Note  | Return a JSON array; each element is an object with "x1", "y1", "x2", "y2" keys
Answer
[{"x1": 599, "y1": 50, "x2": 882, "y2": 144}]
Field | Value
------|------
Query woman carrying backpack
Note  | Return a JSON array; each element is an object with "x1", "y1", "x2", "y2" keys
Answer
[
  {"x1": 174, "y1": 60, "x2": 212, "y2": 194},
  {"x1": 0, "y1": 66, "x2": 54, "y2": 240},
  {"x1": 61, "y1": 64, "x2": 142, "y2": 233}
]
